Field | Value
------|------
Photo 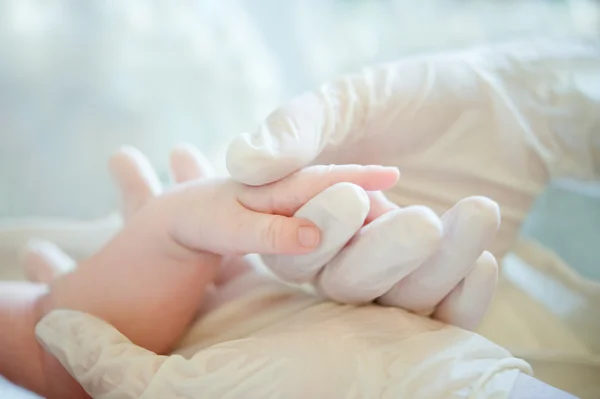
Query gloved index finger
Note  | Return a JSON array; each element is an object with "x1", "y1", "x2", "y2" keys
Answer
[
  {"x1": 226, "y1": 90, "x2": 326, "y2": 186},
  {"x1": 237, "y1": 164, "x2": 399, "y2": 217},
  {"x1": 226, "y1": 78, "x2": 381, "y2": 187}
]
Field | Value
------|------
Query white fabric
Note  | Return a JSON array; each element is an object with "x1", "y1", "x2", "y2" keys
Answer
[
  {"x1": 477, "y1": 240, "x2": 600, "y2": 399},
  {"x1": 35, "y1": 281, "x2": 532, "y2": 399}
]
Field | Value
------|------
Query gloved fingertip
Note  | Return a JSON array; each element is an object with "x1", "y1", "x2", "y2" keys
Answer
[
  {"x1": 35, "y1": 310, "x2": 81, "y2": 355},
  {"x1": 433, "y1": 251, "x2": 498, "y2": 330},
  {"x1": 35, "y1": 310, "x2": 115, "y2": 385},
  {"x1": 34, "y1": 315, "x2": 58, "y2": 349},
  {"x1": 456, "y1": 196, "x2": 501, "y2": 227}
]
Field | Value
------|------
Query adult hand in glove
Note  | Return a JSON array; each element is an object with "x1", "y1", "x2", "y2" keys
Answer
[
  {"x1": 35, "y1": 291, "x2": 537, "y2": 399},
  {"x1": 227, "y1": 38, "x2": 600, "y2": 321},
  {"x1": 30, "y1": 237, "x2": 535, "y2": 399}
]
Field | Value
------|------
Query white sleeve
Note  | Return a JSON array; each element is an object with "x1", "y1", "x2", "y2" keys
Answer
[{"x1": 471, "y1": 39, "x2": 600, "y2": 183}]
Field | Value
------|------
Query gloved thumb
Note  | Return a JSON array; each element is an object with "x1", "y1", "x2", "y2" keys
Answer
[
  {"x1": 36, "y1": 310, "x2": 169, "y2": 399},
  {"x1": 226, "y1": 92, "x2": 320, "y2": 185},
  {"x1": 227, "y1": 86, "x2": 361, "y2": 186}
]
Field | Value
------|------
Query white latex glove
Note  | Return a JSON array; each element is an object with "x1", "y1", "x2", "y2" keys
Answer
[
  {"x1": 227, "y1": 38, "x2": 600, "y2": 321},
  {"x1": 34, "y1": 270, "x2": 533, "y2": 399}
]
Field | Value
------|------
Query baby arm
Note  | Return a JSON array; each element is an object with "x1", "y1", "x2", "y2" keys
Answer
[
  {"x1": 0, "y1": 282, "x2": 48, "y2": 394},
  {"x1": 0, "y1": 281, "x2": 89, "y2": 398},
  {"x1": 0, "y1": 146, "x2": 207, "y2": 398}
]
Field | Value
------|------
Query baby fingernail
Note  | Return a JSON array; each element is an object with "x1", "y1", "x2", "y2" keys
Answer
[
  {"x1": 298, "y1": 225, "x2": 320, "y2": 248},
  {"x1": 381, "y1": 166, "x2": 400, "y2": 174},
  {"x1": 365, "y1": 165, "x2": 400, "y2": 175}
]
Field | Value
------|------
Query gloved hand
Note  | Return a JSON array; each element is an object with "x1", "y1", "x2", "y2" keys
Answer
[
  {"x1": 227, "y1": 39, "x2": 600, "y2": 318},
  {"x1": 33, "y1": 271, "x2": 533, "y2": 399}
]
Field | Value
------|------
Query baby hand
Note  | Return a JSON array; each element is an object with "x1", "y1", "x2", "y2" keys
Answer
[
  {"x1": 36, "y1": 146, "x2": 399, "y2": 356},
  {"x1": 161, "y1": 164, "x2": 399, "y2": 255}
]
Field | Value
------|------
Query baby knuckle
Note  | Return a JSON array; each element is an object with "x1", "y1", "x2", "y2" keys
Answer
[{"x1": 261, "y1": 217, "x2": 285, "y2": 251}]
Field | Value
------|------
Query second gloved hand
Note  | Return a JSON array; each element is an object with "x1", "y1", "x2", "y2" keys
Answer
[
  {"x1": 34, "y1": 269, "x2": 533, "y2": 399},
  {"x1": 226, "y1": 39, "x2": 600, "y2": 328}
]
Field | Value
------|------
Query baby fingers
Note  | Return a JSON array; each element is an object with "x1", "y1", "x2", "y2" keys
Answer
[
  {"x1": 237, "y1": 164, "x2": 399, "y2": 217},
  {"x1": 169, "y1": 165, "x2": 397, "y2": 257},
  {"x1": 169, "y1": 144, "x2": 214, "y2": 183},
  {"x1": 227, "y1": 165, "x2": 397, "y2": 255},
  {"x1": 109, "y1": 146, "x2": 162, "y2": 220}
]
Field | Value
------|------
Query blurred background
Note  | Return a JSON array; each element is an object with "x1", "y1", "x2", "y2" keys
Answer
[
  {"x1": 1, "y1": 0, "x2": 598, "y2": 280},
  {"x1": 0, "y1": 0, "x2": 597, "y2": 218}
]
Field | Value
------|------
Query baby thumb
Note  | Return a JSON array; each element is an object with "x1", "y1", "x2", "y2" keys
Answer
[{"x1": 229, "y1": 212, "x2": 321, "y2": 255}]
